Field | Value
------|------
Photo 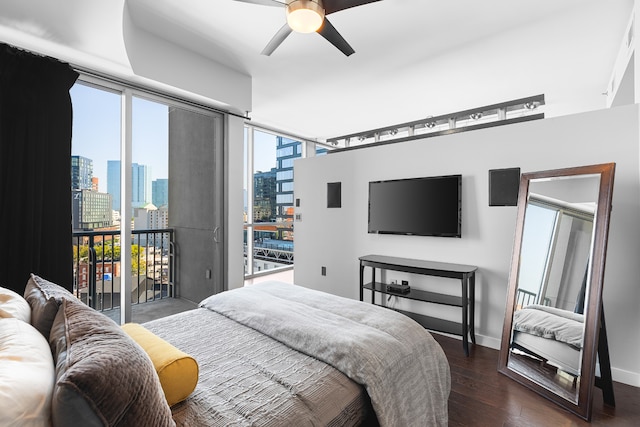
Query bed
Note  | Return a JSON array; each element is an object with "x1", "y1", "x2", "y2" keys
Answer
[
  {"x1": 0, "y1": 276, "x2": 451, "y2": 427},
  {"x1": 511, "y1": 304, "x2": 584, "y2": 377}
]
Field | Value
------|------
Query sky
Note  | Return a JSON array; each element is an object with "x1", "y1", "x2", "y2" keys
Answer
[
  {"x1": 71, "y1": 83, "x2": 169, "y2": 191},
  {"x1": 71, "y1": 82, "x2": 277, "y2": 193}
]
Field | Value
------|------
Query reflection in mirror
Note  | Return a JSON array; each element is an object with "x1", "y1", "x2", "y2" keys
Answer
[
  {"x1": 498, "y1": 164, "x2": 615, "y2": 421},
  {"x1": 510, "y1": 175, "x2": 598, "y2": 404}
]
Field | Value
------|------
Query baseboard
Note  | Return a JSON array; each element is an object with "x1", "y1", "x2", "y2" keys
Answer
[
  {"x1": 429, "y1": 332, "x2": 501, "y2": 351},
  {"x1": 610, "y1": 366, "x2": 640, "y2": 387},
  {"x1": 475, "y1": 334, "x2": 501, "y2": 351}
]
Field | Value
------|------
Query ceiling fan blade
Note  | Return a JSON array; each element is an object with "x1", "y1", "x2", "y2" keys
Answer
[
  {"x1": 323, "y1": 0, "x2": 382, "y2": 15},
  {"x1": 232, "y1": 0, "x2": 284, "y2": 7},
  {"x1": 261, "y1": 24, "x2": 293, "y2": 55},
  {"x1": 317, "y1": 18, "x2": 355, "y2": 56}
]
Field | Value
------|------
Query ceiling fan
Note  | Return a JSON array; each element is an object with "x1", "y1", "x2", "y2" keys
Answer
[{"x1": 233, "y1": 0, "x2": 382, "y2": 56}]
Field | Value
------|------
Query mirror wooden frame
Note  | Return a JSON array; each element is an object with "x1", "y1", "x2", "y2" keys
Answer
[{"x1": 497, "y1": 163, "x2": 616, "y2": 421}]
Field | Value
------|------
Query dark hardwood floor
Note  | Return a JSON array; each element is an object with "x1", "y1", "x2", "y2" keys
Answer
[{"x1": 432, "y1": 333, "x2": 640, "y2": 426}]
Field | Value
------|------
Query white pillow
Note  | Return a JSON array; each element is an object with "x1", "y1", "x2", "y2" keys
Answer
[
  {"x1": 0, "y1": 286, "x2": 31, "y2": 323},
  {"x1": 0, "y1": 317, "x2": 54, "y2": 427}
]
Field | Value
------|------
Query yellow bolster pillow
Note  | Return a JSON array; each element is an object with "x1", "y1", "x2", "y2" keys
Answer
[{"x1": 122, "y1": 323, "x2": 198, "y2": 406}]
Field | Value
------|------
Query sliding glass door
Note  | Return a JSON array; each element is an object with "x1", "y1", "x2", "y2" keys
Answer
[{"x1": 71, "y1": 78, "x2": 224, "y2": 322}]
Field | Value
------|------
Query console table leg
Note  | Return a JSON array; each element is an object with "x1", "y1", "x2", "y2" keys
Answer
[
  {"x1": 469, "y1": 273, "x2": 476, "y2": 345},
  {"x1": 359, "y1": 263, "x2": 364, "y2": 302},
  {"x1": 462, "y1": 278, "x2": 469, "y2": 356},
  {"x1": 371, "y1": 268, "x2": 376, "y2": 305}
]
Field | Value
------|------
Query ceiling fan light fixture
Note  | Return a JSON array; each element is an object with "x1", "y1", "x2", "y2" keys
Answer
[{"x1": 286, "y1": 0, "x2": 325, "y2": 33}]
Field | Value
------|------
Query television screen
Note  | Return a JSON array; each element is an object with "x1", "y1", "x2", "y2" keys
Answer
[{"x1": 368, "y1": 174, "x2": 461, "y2": 237}]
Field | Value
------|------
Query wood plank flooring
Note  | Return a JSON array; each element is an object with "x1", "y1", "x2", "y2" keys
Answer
[{"x1": 432, "y1": 333, "x2": 640, "y2": 426}]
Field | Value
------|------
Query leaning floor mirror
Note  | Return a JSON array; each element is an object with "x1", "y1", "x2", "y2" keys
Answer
[{"x1": 498, "y1": 163, "x2": 616, "y2": 421}]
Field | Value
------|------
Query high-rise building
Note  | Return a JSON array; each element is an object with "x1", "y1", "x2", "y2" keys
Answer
[
  {"x1": 107, "y1": 161, "x2": 151, "y2": 211},
  {"x1": 152, "y1": 178, "x2": 169, "y2": 208},
  {"x1": 107, "y1": 160, "x2": 120, "y2": 211},
  {"x1": 71, "y1": 156, "x2": 112, "y2": 230},
  {"x1": 275, "y1": 137, "x2": 301, "y2": 240},
  {"x1": 72, "y1": 189, "x2": 113, "y2": 231},
  {"x1": 132, "y1": 163, "x2": 151, "y2": 209},
  {"x1": 253, "y1": 168, "x2": 277, "y2": 222},
  {"x1": 71, "y1": 156, "x2": 93, "y2": 190}
]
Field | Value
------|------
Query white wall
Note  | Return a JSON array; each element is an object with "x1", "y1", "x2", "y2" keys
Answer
[
  {"x1": 121, "y1": 11, "x2": 251, "y2": 114},
  {"x1": 293, "y1": 105, "x2": 640, "y2": 387}
]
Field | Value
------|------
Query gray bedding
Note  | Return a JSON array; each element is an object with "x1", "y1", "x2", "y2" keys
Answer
[
  {"x1": 513, "y1": 304, "x2": 584, "y2": 349},
  {"x1": 200, "y1": 281, "x2": 451, "y2": 427},
  {"x1": 144, "y1": 308, "x2": 373, "y2": 427},
  {"x1": 145, "y1": 281, "x2": 450, "y2": 426}
]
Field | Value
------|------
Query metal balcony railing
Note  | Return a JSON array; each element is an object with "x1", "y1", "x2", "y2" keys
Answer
[{"x1": 72, "y1": 228, "x2": 175, "y2": 312}]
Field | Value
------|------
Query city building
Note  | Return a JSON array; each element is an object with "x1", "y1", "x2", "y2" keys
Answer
[
  {"x1": 71, "y1": 156, "x2": 113, "y2": 231},
  {"x1": 253, "y1": 168, "x2": 276, "y2": 222},
  {"x1": 132, "y1": 163, "x2": 151, "y2": 209},
  {"x1": 107, "y1": 160, "x2": 151, "y2": 211},
  {"x1": 76, "y1": 261, "x2": 121, "y2": 290},
  {"x1": 134, "y1": 203, "x2": 170, "y2": 248},
  {"x1": 152, "y1": 178, "x2": 168, "y2": 208},
  {"x1": 134, "y1": 203, "x2": 169, "y2": 230},
  {"x1": 106, "y1": 160, "x2": 120, "y2": 211},
  {"x1": 72, "y1": 189, "x2": 113, "y2": 231},
  {"x1": 275, "y1": 137, "x2": 300, "y2": 241},
  {"x1": 71, "y1": 155, "x2": 93, "y2": 190}
]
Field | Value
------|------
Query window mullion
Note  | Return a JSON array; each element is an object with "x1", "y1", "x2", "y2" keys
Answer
[
  {"x1": 246, "y1": 126, "x2": 255, "y2": 275},
  {"x1": 120, "y1": 89, "x2": 133, "y2": 324}
]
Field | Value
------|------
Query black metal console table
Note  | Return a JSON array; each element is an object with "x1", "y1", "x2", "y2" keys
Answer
[{"x1": 359, "y1": 254, "x2": 478, "y2": 356}]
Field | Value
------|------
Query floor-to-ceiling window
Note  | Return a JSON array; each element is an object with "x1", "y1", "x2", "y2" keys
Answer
[
  {"x1": 244, "y1": 125, "x2": 333, "y2": 277},
  {"x1": 71, "y1": 77, "x2": 224, "y2": 322},
  {"x1": 71, "y1": 82, "x2": 122, "y2": 312}
]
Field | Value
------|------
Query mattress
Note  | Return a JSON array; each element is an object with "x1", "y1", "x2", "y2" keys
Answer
[
  {"x1": 512, "y1": 330, "x2": 581, "y2": 376},
  {"x1": 144, "y1": 307, "x2": 375, "y2": 427}
]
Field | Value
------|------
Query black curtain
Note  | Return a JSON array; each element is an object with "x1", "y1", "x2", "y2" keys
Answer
[{"x1": 0, "y1": 44, "x2": 79, "y2": 294}]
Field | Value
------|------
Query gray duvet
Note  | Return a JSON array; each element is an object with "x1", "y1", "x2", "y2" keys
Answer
[
  {"x1": 200, "y1": 281, "x2": 451, "y2": 427},
  {"x1": 146, "y1": 308, "x2": 371, "y2": 426},
  {"x1": 146, "y1": 281, "x2": 450, "y2": 426}
]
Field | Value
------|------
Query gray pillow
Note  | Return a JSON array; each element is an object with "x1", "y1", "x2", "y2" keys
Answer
[
  {"x1": 23, "y1": 274, "x2": 73, "y2": 338},
  {"x1": 49, "y1": 298, "x2": 175, "y2": 427}
]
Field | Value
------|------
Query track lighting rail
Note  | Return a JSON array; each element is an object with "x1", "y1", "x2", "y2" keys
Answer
[{"x1": 327, "y1": 94, "x2": 545, "y2": 151}]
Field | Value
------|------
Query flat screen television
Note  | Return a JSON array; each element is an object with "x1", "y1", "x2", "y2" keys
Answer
[{"x1": 368, "y1": 174, "x2": 461, "y2": 237}]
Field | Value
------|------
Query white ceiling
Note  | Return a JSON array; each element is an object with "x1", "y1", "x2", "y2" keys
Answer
[{"x1": 0, "y1": 0, "x2": 634, "y2": 140}]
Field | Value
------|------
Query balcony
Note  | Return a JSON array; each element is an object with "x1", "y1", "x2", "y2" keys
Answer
[
  {"x1": 72, "y1": 227, "x2": 296, "y2": 323},
  {"x1": 72, "y1": 228, "x2": 175, "y2": 320}
]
